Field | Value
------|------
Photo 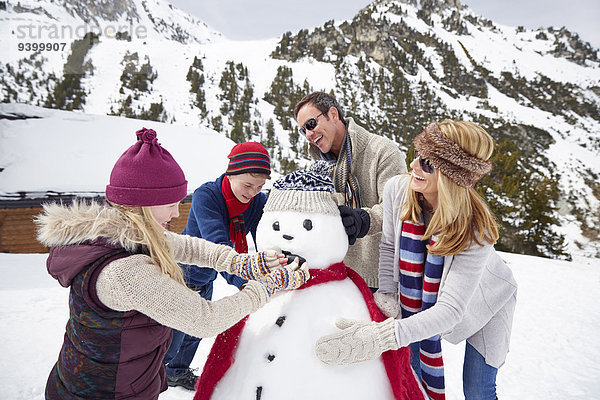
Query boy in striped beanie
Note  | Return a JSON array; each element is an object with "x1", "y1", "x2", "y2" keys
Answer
[
  {"x1": 164, "y1": 142, "x2": 271, "y2": 390},
  {"x1": 226, "y1": 141, "x2": 271, "y2": 177}
]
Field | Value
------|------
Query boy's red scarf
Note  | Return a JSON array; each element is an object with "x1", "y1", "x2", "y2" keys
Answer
[
  {"x1": 221, "y1": 175, "x2": 249, "y2": 253},
  {"x1": 193, "y1": 262, "x2": 426, "y2": 400}
]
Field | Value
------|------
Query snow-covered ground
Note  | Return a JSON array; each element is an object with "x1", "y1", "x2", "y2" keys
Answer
[{"x1": 1, "y1": 251, "x2": 599, "y2": 399}]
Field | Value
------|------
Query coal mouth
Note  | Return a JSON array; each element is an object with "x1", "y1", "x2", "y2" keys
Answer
[{"x1": 281, "y1": 251, "x2": 307, "y2": 266}]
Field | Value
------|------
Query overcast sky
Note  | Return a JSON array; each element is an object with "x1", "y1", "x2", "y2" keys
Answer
[{"x1": 168, "y1": 0, "x2": 600, "y2": 48}]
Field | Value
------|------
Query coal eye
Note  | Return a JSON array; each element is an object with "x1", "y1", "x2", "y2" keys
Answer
[
  {"x1": 272, "y1": 221, "x2": 280, "y2": 231},
  {"x1": 303, "y1": 219, "x2": 313, "y2": 231}
]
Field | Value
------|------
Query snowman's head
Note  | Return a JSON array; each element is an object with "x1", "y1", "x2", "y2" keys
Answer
[{"x1": 256, "y1": 162, "x2": 348, "y2": 269}]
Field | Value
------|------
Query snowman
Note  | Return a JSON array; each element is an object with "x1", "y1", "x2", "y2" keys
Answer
[{"x1": 194, "y1": 162, "x2": 426, "y2": 400}]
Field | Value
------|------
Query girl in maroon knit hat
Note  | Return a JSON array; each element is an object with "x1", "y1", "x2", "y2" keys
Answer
[
  {"x1": 316, "y1": 120, "x2": 517, "y2": 400},
  {"x1": 36, "y1": 128, "x2": 308, "y2": 400}
]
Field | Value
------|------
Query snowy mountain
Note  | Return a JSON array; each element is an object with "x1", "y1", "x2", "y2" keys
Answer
[{"x1": 1, "y1": 0, "x2": 599, "y2": 260}]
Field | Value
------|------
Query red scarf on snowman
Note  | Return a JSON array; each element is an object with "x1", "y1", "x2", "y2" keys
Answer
[{"x1": 194, "y1": 262, "x2": 426, "y2": 400}]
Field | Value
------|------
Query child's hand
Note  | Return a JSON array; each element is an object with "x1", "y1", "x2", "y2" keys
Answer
[
  {"x1": 261, "y1": 258, "x2": 310, "y2": 296},
  {"x1": 230, "y1": 250, "x2": 281, "y2": 281}
]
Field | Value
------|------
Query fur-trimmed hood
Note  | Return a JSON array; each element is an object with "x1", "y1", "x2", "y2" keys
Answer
[
  {"x1": 36, "y1": 202, "x2": 141, "y2": 287},
  {"x1": 36, "y1": 202, "x2": 142, "y2": 249}
]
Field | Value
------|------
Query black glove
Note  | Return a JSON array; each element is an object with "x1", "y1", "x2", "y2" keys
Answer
[{"x1": 338, "y1": 205, "x2": 370, "y2": 245}]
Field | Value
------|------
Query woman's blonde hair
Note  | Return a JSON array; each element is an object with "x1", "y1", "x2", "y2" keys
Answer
[
  {"x1": 401, "y1": 120, "x2": 498, "y2": 256},
  {"x1": 108, "y1": 201, "x2": 186, "y2": 285}
]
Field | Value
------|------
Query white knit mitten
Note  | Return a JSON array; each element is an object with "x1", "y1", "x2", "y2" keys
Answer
[
  {"x1": 374, "y1": 291, "x2": 401, "y2": 319},
  {"x1": 315, "y1": 317, "x2": 399, "y2": 365}
]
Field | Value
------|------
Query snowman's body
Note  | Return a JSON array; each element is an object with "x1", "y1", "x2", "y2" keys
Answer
[
  {"x1": 210, "y1": 277, "x2": 395, "y2": 399},
  {"x1": 196, "y1": 175, "x2": 425, "y2": 400}
]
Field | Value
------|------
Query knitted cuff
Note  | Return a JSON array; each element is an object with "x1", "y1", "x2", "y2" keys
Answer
[
  {"x1": 230, "y1": 252, "x2": 271, "y2": 281},
  {"x1": 377, "y1": 317, "x2": 400, "y2": 352},
  {"x1": 222, "y1": 249, "x2": 239, "y2": 275}
]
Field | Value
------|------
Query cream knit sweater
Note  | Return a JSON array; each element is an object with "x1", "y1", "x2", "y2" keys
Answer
[{"x1": 96, "y1": 232, "x2": 269, "y2": 338}]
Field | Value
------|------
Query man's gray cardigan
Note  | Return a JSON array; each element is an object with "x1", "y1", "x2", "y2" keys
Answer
[{"x1": 309, "y1": 117, "x2": 407, "y2": 288}]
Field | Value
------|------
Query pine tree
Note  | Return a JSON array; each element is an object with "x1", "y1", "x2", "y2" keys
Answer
[
  {"x1": 48, "y1": 32, "x2": 99, "y2": 110},
  {"x1": 518, "y1": 175, "x2": 569, "y2": 259},
  {"x1": 212, "y1": 116, "x2": 223, "y2": 132},
  {"x1": 263, "y1": 118, "x2": 277, "y2": 152},
  {"x1": 187, "y1": 56, "x2": 207, "y2": 118},
  {"x1": 264, "y1": 65, "x2": 309, "y2": 152},
  {"x1": 219, "y1": 61, "x2": 238, "y2": 114},
  {"x1": 230, "y1": 122, "x2": 245, "y2": 143},
  {"x1": 279, "y1": 157, "x2": 299, "y2": 174},
  {"x1": 218, "y1": 61, "x2": 258, "y2": 139},
  {"x1": 477, "y1": 140, "x2": 522, "y2": 251}
]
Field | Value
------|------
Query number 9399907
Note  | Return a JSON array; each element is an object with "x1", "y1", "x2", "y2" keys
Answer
[{"x1": 17, "y1": 42, "x2": 67, "y2": 52}]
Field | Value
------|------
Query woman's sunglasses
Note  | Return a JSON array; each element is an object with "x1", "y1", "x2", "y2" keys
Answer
[
  {"x1": 299, "y1": 112, "x2": 325, "y2": 136},
  {"x1": 413, "y1": 150, "x2": 435, "y2": 174}
]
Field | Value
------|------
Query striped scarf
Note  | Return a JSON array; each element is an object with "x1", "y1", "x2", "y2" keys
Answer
[
  {"x1": 399, "y1": 219, "x2": 445, "y2": 400},
  {"x1": 332, "y1": 134, "x2": 362, "y2": 208}
]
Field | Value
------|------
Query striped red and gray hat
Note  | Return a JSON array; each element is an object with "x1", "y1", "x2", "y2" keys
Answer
[{"x1": 226, "y1": 142, "x2": 271, "y2": 177}]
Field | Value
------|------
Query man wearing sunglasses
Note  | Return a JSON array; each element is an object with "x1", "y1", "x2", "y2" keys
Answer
[{"x1": 294, "y1": 91, "x2": 407, "y2": 291}]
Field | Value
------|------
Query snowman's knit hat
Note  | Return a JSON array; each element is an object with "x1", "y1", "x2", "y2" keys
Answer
[{"x1": 264, "y1": 161, "x2": 339, "y2": 216}]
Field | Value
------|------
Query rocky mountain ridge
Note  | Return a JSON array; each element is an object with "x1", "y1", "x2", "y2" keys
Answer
[{"x1": 1, "y1": 0, "x2": 599, "y2": 259}]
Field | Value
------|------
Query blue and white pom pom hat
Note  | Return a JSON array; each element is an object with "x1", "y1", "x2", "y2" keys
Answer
[{"x1": 264, "y1": 161, "x2": 340, "y2": 216}]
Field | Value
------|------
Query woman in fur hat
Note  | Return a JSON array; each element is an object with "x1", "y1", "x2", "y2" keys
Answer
[
  {"x1": 315, "y1": 120, "x2": 517, "y2": 400},
  {"x1": 36, "y1": 128, "x2": 309, "y2": 400}
]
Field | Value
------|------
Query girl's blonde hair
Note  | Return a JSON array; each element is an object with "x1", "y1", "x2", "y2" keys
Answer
[
  {"x1": 401, "y1": 120, "x2": 498, "y2": 256},
  {"x1": 108, "y1": 201, "x2": 186, "y2": 285}
]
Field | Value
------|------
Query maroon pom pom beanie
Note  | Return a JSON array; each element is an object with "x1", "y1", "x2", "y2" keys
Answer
[
  {"x1": 106, "y1": 128, "x2": 188, "y2": 206},
  {"x1": 226, "y1": 142, "x2": 271, "y2": 177}
]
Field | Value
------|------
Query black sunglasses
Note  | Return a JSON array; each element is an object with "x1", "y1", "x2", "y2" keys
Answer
[
  {"x1": 299, "y1": 112, "x2": 325, "y2": 136},
  {"x1": 413, "y1": 150, "x2": 435, "y2": 174}
]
